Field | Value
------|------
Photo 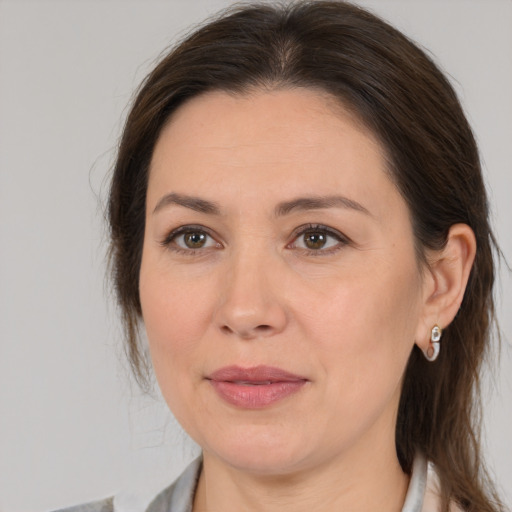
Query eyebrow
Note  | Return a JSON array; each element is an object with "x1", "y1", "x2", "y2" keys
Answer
[
  {"x1": 274, "y1": 195, "x2": 371, "y2": 217},
  {"x1": 152, "y1": 192, "x2": 371, "y2": 217},
  {"x1": 153, "y1": 192, "x2": 221, "y2": 215}
]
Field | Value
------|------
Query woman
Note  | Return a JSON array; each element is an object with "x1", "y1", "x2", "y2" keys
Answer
[{"x1": 62, "y1": 1, "x2": 506, "y2": 511}]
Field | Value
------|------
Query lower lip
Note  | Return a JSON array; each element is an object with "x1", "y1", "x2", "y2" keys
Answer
[{"x1": 209, "y1": 380, "x2": 306, "y2": 409}]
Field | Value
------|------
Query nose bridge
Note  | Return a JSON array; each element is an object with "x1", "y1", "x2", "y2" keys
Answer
[{"x1": 215, "y1": 240, "x2": 287, "y2": 339}]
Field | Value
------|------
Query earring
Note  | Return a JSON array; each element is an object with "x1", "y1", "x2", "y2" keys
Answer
[{"x1": 424, "y1": 325, "x2": 442, "y2": 362}]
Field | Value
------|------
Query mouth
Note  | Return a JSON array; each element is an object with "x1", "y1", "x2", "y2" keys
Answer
[
  {"x1": 230, "y1": 381, "x2": 275, "y2": 385},
  {"x1": 206, "y1": 365, "x2": 308, "y2": 409}
]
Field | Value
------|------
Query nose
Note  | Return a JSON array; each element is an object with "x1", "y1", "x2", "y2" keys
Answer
[{"x1": 214, "y1": 250, "x2": 288, "y2": 340}]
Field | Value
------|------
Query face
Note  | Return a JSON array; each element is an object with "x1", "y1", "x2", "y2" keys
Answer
[{"x1": 140, "y1": 88, "x2": 428, "y2": 476}]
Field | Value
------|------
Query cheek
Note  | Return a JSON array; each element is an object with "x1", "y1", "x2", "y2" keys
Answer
[
  {"x1": 142, "y1": 285, "x2": 208, "y2": 347},
  {"x1": 300, "y1": 261, "x2": 419, "y2": 329},
  {"x1": 139, "y1": 268, "x2": 216, "y2": 436},
  {"x1": 140, "y1": 245, "x2": 218, "y2": 340},
  {"x1": 139, "y1": 259, "x2": 216, "y2": 390},
  {"x1": 294, "y1": 255, "x2": 422, "y2": 391}
]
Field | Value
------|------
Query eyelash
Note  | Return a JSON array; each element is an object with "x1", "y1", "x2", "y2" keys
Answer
[
  {"x1": 160, "y1": 224, "x2": 221, "y2": 256},
  {"x1": 160, "y1": 223, "x2": 350, "y2": 257},
  {"x1": 288, "y1": 223, "x2": 351, "y2": 256}
]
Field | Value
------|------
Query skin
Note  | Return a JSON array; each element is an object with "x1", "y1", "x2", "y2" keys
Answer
[{"x1": 139, "y1": 88, "x2": 475, "y2": 512}]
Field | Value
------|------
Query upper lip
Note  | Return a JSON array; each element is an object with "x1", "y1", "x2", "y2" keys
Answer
[{"x1": 207, "y1": 365, "x2": 307, "y2": 383}]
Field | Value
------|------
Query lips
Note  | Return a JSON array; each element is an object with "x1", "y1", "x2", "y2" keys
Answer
[{"x1": 207, "y1": 365, "x2": 308, "y2": 408}]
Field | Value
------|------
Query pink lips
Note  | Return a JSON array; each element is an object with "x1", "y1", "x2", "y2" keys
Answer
[{"x1": 207, "y1": 365, "x2": 307, "y2": 409}]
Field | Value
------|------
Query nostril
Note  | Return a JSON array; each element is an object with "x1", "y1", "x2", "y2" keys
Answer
[
  {"x1": 255, "y1": 325, "x2": 272, "y2": 332},
  {"x1": 219, "y1": 323, "x2": 273, "y2": 338}
]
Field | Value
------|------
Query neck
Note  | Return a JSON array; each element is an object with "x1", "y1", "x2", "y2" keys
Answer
[{"x1": 192, "y1": 437, "x2": 409, "y2": 512}]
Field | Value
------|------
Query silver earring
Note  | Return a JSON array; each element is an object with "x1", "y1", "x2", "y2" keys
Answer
[{"x1": 424, "y1": 325, "x2": 442, "y2": 362}]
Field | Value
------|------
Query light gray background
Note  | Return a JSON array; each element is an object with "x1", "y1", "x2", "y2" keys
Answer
[{"x1": 0, "y1": 1, "x2": 510, "y2": 511}]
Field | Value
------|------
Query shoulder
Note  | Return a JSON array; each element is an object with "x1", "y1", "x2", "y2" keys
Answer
[
  {"x1": 144, "y1": 457, "x2": 201, "y2": 512},
  {"x1": 53, "y1": 457, "x2": 201, "y2": 512},
  {"x1": 404, "y1": 454, "x2": 463, "y2": 512},
  {"x1": 422, "y1": 462, "x2": 464, "y2": 512},
  {"x1": 53, "y1": 497, "x2": 114, "y2": 512}
]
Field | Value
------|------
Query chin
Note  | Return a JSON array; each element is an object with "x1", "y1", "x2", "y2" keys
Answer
[{"x1": 199, "y1": 422, "x2": 322, "y2": 476}]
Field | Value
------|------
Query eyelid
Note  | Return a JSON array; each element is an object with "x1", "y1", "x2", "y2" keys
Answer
[
  {"x1": 160, "y1": 224, "x2": 222, "y2": 253},
  {"x1": 287, "y1": 223, "x2": 351, "y2": 254},
  {"x1": 159, "y1": 223, "x2": 350, "y2": 256}
]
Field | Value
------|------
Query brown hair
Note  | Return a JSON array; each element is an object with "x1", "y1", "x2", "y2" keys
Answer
[{"x1": 108, "y1": 2, "x2": 504, "y2": 510}]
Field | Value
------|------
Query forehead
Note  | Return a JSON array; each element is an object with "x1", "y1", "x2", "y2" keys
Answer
[
  {"x1": 154, "y1": 87, "x2": 382, "y2": 155},
  {"x1": 148, "y1": 88, "x2": 396, "y2": 216}
]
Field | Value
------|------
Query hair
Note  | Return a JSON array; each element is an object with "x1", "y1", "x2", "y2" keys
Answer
[{"x1": 108, "y1": 1, "x2": 504, "y2": 510}]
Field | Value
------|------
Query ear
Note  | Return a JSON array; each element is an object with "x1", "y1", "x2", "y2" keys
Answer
[{"x1": 415, "y1": 223, "x2": 476, "y2": 352}]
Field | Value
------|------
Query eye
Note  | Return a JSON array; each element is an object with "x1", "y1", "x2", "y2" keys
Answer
[
  {"x1": 288, "y1": 224, "x2": 349, "y2": 254},
  {"x1": 161, "y1": 225, "x2": 221, "y2": 253}
]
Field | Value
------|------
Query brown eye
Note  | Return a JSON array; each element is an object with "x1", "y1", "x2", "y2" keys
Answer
[
  {"x1": 289, "y1": 224, "x2": 349, "y2": 254},
  {"x1": 162, "y1": 226, "x2": 220, "y2": 253},
  {"x1": 183, "y1": 231, "x2": 207, "y2": 249},
  {"x1": 303, "y1": 231, "x2": 327, "y2": 250}
]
